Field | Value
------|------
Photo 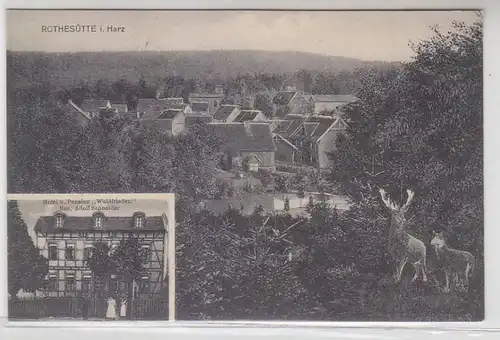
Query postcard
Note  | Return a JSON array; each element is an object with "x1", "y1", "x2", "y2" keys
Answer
[{"x1": 6, "y1": 9, "x2": 483, "y2": 322}]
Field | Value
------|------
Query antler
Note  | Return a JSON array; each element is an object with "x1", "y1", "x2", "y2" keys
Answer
[
  {"x1": 379, "y1": 188, "x2": 399, "y2": 211},
  {"x1": 401, "y1": 189, "x2": 415, "y2": 211}
]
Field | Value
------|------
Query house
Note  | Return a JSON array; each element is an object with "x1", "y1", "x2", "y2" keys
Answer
[
  {"x1": 34, "y1": 211, "x2": 168, "y2": 297},
  {"x1": 272, "y1": 90, "x2": 311, "y2": 118},
  {"x1": 311, "y1": 94, "x2": 358, "y2": 114},
  {"x1": 271, "y1": 114, "x2": 308, "y2": 164},
  {"x1": 190, "y1": 101, "x2": 210, "y2": 115},
  {"x1": 233, "y1": 110, "x2": 267, "y2": 123},
  {"x1": 80, "y1": 99, "x2": 112, "y2": 117},
  {"x1": 213, "y1": 105, "x2": 241, "y2": 123},
  {"x1": 140, "y1": 109, "x2": 186, "y2": 136},
  {"x1": 287, "y1": 115, "x2": 348, "y2": 169},
  {"x1": 136, "y1": 98, "x2": 191, "y2": 119},
  {"x1": 208, "y1": 122, "x2": 276, "y2": 172},
  {"x1": 65, "y1": 100, "x2": 92, "y2": 127},
  {"x1": 188, "y1": 85, "x2": 225, "y2": 115}
]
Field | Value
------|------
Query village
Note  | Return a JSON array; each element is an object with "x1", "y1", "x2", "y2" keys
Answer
[{"x1": 65, "y1": 83, "x2": 354, "y2": 215}]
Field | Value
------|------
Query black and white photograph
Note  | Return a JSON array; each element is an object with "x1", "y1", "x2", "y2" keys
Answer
[
  {"x1": 7, "y1": 9, "x2": 483, "y2": 322},
  {"x1": 7, "y1": 194, "x2": 175, "y2": 321}
]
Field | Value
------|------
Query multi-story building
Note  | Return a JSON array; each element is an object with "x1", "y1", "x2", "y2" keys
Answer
[{"x1": 34, "y1": 211, "x2": 168, "y2": 297}]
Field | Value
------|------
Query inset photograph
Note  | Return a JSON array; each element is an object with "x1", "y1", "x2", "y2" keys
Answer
[{"x1": 7, "y1": 193, "x2": 175, "y2": 321}]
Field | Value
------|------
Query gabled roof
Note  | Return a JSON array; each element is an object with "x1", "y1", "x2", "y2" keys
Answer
[
  {"x1": 213, "y1": 105, "x2": 238, "y2": 121},
  {"x1": 303, "y1": 94, "x2": 313, "y2": 102},
  {"x1": 273, "y1": 133, "x2": 298, "y2": 150},
  {"x1": 111, "y1": 103, "x2": 128, "y2": 113},
  {"x1": 208, "y1": 122, "x2": 276, "y2": 152},
  {"x1": 66, "y1": 100, "x2": 92, "y2": 120},
  {"x1": 191, "y1": 101, "x2": 210, "y2": 112},
  {"x1": 272, "y1": 114, "x2": 308, "y2": 138},
  {"x1": 289, "y1": 116, "x2": 347, "y2": 143},
  {"x1": 273, "y1": 91, "x2": 297, "y2": 105},
  {"x1": 34, "y1": 215, "x2": 166, "y2": 232},
  {"x1": 137, "y1": 98, "x2": 184, "y2": 115},
  {"x1": 233, "y1": 110, "x2": 265, "y2": 123},
  {"x1": 81, "y1": 99, "x2": 111, "y2": 113},
  {"x1": 185, "y1": 115, "x2": 213, "y2": 126},
  {"x1": 312, "y1": 94, "x2": 358, "y2": 103},
  {"x1": 158, "y1": 109, "x2": 183, "y2": 120},
  {"x1": 244, "y1": 154, "x2": 262, "y2": 164}
]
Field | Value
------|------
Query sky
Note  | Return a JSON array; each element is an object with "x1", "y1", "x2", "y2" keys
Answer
[
  {"x1": 6, "y1": 10, "x2": 480, "y2": 61},
  {"x1": 14, "y1": 197, "x2": 172, "y2": 242}
]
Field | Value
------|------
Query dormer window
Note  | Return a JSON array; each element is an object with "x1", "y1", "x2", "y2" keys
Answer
[
  {"x1": 93, "y1": 212, "x2": 105, "y2": 228},
  {"x1": 133, "y1": 212, "x2": 145, "y2": 229},
  {"x1": 54, "y1": 213, "x2": 66, "y2": 229}
]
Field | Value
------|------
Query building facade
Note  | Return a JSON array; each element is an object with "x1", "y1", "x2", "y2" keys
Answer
[
  {"x1": 311, "y1": 94, "x2": 358, "y2": 114},
  {"x1": 34, "y1": 211, "x2": 168, "y2": 298}
]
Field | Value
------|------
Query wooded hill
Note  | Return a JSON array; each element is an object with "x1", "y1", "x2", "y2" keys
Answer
[{"x1": 7, "y1": 50, "x2": 398, "y2": 88}]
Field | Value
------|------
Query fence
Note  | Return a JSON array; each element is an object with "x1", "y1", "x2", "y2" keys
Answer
[{"x1": 9, "y1": 297, "x2": 169, "y2": 320}]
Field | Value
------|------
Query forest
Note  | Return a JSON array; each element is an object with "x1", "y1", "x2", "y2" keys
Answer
[{"x1": 7, "y1": 17, "x2": 483, "y2": 321}]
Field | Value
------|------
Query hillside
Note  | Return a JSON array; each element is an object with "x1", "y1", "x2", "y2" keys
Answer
[{"x1": 7, "y1": 50, "x2": 397, "y2": 89}]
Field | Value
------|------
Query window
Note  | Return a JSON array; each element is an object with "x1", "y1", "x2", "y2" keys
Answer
[
  {"x1": 109, "y1": 232, "x2": 116, "y2": 237},
  {"x1": 55, "y1": 215, "x2": 63, "y2": 228},
  {"x1": 214, "y1": 100, "x2": 219, "y2": 107},
  {"x1": 84, "y1": 245, "x2": 93, "y2": 260},
  {"x1": 65, "y1": 273, "x2": 76, "y2": 292},
  {"x1": 109, "y1": 274, "x2": 118, "y2": 293},
  {"x1": 65, "y1": 243, "x2": 75, "y2": 260},
  {"x1": 140, "y1": 276, "x2": 150, "y2": 294},
  {"x1": 82, "y1": 274, "x2": 92, "y2": 293},
  {"x1": 79, "y1": 232, "x2": 88, "y2": 238},
  {"x1": 48, "y1": 243, "x2": 58, "y2": 260},
  {"x1": 95, "y1": 216, "x2": 102, "y2": 228},
  {"x1": 135, "y1": 216, "x2": 144, "y2": 228},
  {"x1": 48, "y1": 273, "x2": 58, "y2": 291}
]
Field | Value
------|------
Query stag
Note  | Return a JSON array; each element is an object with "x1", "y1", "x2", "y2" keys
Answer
[
  {"x1": 379, "y1": 188, "x2": 428, "y2": 283},
  {"x1": 430, "y1": 231, "x2": 475, "y2": 292}
]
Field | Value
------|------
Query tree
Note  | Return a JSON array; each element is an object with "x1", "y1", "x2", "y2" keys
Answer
[
  {"x1": 87, "y1": 241, "x2": 112, "y2": 297},
  {"x1": 7, "y1": 200, "x2": 48, "y2": 298}
]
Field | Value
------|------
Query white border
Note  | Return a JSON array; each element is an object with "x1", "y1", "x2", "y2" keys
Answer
[{"x1": 2, "y1": 0, "x2": 499, "y2": 338}]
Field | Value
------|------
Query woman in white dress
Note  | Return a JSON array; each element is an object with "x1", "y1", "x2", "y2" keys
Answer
[
  {"x1": 105, "y1": 296, "x2": 117, "y2": 320},
  {"x1": 120, "y1": 297, "x2": 127, "y2": 319}
]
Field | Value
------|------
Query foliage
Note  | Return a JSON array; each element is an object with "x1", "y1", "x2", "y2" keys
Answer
[
  {"x1": 331, "y1": 17, "x2": 483, "y2": 319},
  {"x1": 87, "y1": 242, "x2": 112, "y2": 281},
  {"x1": 7, "y1": 201, "x2": 48, "y2": 298},
  {"x1": 111, "y1": 237, "x2": 149, "y2": 282},
  {"x1": 176, "y1": 209, "x2": 314, "y2": 319}
]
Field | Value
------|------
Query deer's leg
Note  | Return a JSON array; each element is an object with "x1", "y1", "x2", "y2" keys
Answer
[
  {"x1": 395, "y1": 259, "x2": 406, "y2": 283},
  {"x1": 412, "y1": 261, "x2": 421, "y2": 282},
  {"x1": 421, "y1": 257, "x2": 428, "y2": 282},
  {"x1": 444, "y1": 270, "x2": 450, "y2": 293},
  {"x1": 465, "y1": 263, "x2": 471, "y2": 287}
]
